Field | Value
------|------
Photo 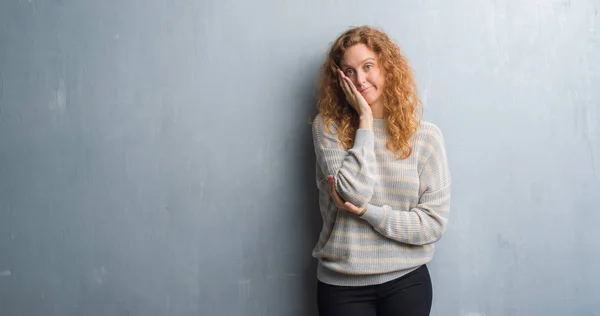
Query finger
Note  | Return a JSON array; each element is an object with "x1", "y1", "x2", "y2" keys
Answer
[
  {"x1": 343, "y1": 75, "x2": 360, "y2": 96},
  {"x1": 328, "y1": 177, "x2": 335, "y2": 194},
  {"x1": 345, "y1": 202, "x2": 365, "y2": 215},
  {"x1": 329, "y1": 180, "x2": 345, "y2": 209},
  {"x1": 336, "y1": 199, "x2": 346, "y2": 209},
  {"x1": 328, "y1": 176, "x2": 339, "y2": 204},
  {"x1": 341, "y1": 76, "x2": 361, "y2": 106},
  {"x1": 344, "y1": 202, "x2": 358, "y2": 212},
  {"x1": 337, "y1": 69, "x2": 345, "y2": 86},
  {"x1": 340, "y1": 77, "x2": 352, "y2": 99},
  {"x1": 331, "y1": 190, "x2": 342, "y2": 208},
  {"x1": 341, "y1": 77, "x2": 353, "y2": 97},
  {"x1": 337, "y1": 71, "x2": 361, "y2": 98},
  {"x1": 337, "y1": 68, "x2": 346, "y2": 82},
  {"x1": 329, "y1": 177, "x2": 337, "y2": 197},
  {"x1": 341, "y1": 73, "x2": 354, "y2": 95},
  {"x1": 338, "y1": 70, "x2": 352, "y2": 97}
]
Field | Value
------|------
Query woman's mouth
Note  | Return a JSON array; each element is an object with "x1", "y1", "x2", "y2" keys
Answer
[{"x1": 359, "y1": 86, "x2": 372, "y2": 93}]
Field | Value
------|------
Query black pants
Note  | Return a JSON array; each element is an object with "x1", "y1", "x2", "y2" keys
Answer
[{"x1": 317, "y1": 265, "x2": 433, "y2": 316}]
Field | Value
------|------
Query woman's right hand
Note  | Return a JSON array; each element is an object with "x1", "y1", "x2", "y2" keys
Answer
[{"x1": 337, "y1": 69, "x2": 372, "y2": 118}]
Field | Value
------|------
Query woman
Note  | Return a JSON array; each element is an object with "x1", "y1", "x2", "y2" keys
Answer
[{"x1": 311, "y1": 25, "x2": 451, "y2": 316}]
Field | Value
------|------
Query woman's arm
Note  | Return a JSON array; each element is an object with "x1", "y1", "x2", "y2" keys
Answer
[
  {"x1": 359, "y1": 126, "x2": 451, "y2": 245},
  {"x1": 312, "y1": 114, "x2": 376, "y2": 208}
]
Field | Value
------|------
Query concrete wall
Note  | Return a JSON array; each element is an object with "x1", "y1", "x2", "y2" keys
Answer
[{"x1": 1, "y1": 0, "x2": 599, "y2": 315}]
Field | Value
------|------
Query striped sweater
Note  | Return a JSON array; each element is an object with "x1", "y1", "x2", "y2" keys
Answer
[{"x1": 311, "y1": 114, "x2": 451, "y2": 286}]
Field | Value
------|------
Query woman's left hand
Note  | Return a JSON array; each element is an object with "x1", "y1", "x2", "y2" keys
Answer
[{"x1": 327, "y1": 175, "x2": 367, "y2": 216}]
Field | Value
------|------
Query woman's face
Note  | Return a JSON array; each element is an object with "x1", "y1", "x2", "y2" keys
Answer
[{"x1": 339, "y1": 43, "x2": 385, "y2": 109}]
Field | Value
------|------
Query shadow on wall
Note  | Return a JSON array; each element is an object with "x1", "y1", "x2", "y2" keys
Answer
[{"x1": 295, "y1": 61, "x2": 323, "y2": 316}]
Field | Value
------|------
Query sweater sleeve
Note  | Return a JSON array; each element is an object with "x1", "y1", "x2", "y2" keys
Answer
[
  {"x1": 312, "y1": 114, "x2": 376, "y2": 207},
  {"x1": 359, "y1": 125, "x2": 451, "y2": 245}
]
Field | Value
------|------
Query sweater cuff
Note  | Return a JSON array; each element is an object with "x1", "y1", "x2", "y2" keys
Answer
[
  {"x1": 353, "y1": 129, "x2": 375, "y2": 150},
  {"x1": 359, "y1": 204, "x2": 386, "y2": 226}
]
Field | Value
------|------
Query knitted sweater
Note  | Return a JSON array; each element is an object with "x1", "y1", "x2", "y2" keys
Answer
[{"x1": 311, "y1": 114, "x2": 451, "y2": 287}]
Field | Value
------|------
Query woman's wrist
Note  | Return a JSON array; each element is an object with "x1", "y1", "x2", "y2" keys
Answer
[{"x1": 358, "y1": 114, "x2": 373, "y2": 130}]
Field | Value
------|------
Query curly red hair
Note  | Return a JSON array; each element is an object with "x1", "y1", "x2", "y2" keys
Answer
[{"x1": 315, "y1": 25, "x2": 422, "y2": 159}]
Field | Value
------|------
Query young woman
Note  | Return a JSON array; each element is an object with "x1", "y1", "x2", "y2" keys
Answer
[{"x1": 311, "y1": 25, "x2": 452, "y2": 316}]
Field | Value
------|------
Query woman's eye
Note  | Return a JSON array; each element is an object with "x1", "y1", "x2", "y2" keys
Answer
[{"x1": 365, "y1": 64, "x2": 373, "y2": 70}]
